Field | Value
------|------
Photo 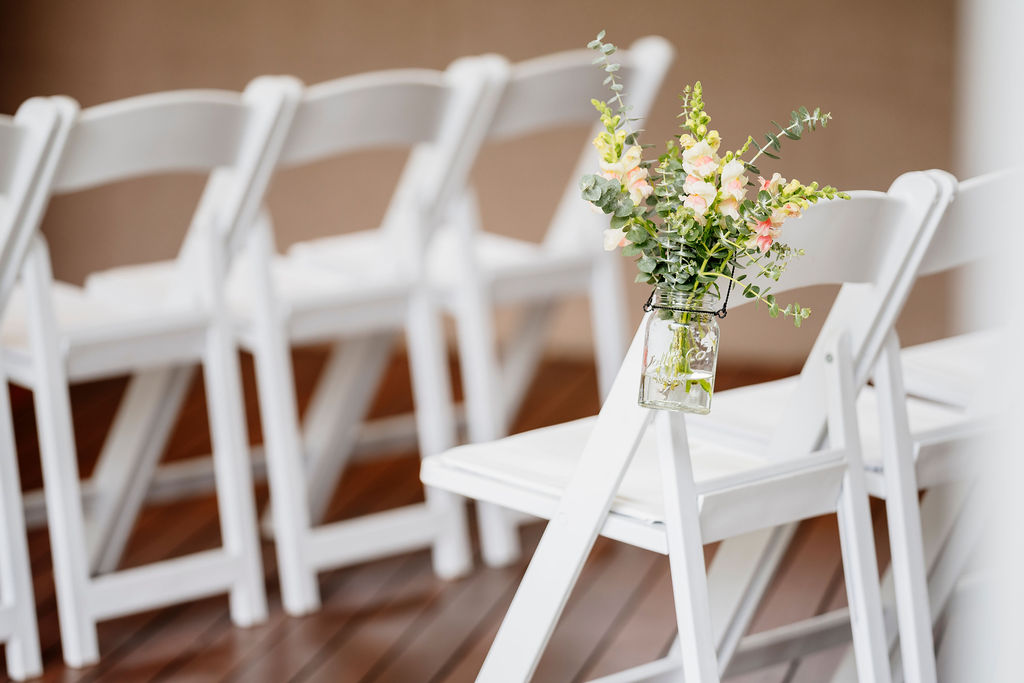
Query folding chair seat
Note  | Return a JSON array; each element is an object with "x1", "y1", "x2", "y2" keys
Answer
[
  {"x1": 422, "y1": 170, "x2": 951, "y2": 682},
  {"x1": 686, "y1": 377, "x2": 984, "y2": 491},
  {"x1": 424, "y1": 415, "x2": 842, "y2": 548},
  {"x1": 0, "y1": 96, "x2": 69, "y2": 681},
  {"x1": 84, "y1": 245, "x2": 410, "y2": 337},
  {"x1": 899, "y1": 330, "x2": 995, "y2": 408},
  {"x1": 0, "y1": 80, "x2": 300, "y2": 667},
  {"x1": 286, "y1": 38, "x2": 674, "y2": 568},
  {"x1": 1, "y1": 279, "x2": 209, "y2": 383}
]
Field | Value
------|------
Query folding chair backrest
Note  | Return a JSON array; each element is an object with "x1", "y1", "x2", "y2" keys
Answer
[
  {"x1": 470, "y1": 36, "x2": 674, "y2": 250},
  {"x1": 274, "y1": 58, "x2": 501, "y2": 267},
  {"x1": 48, "y1": 78, "x2": 301, "y2": 294},
  {"x1": 0, "y1": 98, "x2": 67, "y2": 311},
  {"x1": 917, "y1": 167, "x2": 1021, "y2": 277}
]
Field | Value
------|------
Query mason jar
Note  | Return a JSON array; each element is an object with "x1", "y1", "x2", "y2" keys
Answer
[{"x1": 638, "y1": 288, "x2": 721, "y2": 414}]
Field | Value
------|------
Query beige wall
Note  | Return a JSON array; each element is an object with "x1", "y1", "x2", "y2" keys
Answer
[{"x1": 0, "y1": 0, "x2": 958, "y2": 364}]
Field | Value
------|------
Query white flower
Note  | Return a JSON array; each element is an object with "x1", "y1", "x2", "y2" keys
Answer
[
  {"x1": 603, "y1": 228, "x2": 629, "y2": 251},
  {"x1": 718, "y1": 197, "x2": 740, "y2": 219},
  {"x1": 600, "y1": 144, "x2": 643, "y2": 176},
  {"x1": 758, "y1": 172, "x2": 785, "y2": 194},
  {"x1": 682, "y1": 140, "x2": 719, "y2": 177},
  {"x1": 720, "y1": 159, "x2": 748, "y2": 202},
  {"x1": 769, "y1": 202, "x2": 802, "y2": 227},
  {"x1": 684, "y1": 176, "x2": 717, "y2": 207}
]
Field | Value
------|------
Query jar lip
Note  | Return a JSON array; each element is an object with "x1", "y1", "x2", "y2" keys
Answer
[{"x1": 652, "y1": 286, "x2": 725, "y2": 311}]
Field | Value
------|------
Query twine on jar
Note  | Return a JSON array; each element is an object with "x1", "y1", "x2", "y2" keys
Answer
[{"x1": 642, "y1": 265, "x2": 736, "y2": 319}]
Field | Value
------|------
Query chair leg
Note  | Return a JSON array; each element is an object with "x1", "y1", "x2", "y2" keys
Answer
[
  {"x1": 300, "y1": 334, "x2": 393, "y2": 525},
  {"x1": 0, "y1": 383, "x2": 42, "y2": 680},
  {"x1": 22, "y1": 239, "x2": 98, "y2": 667},
  {"x1": 835, "y1": 469, "x2": 894, "y2": 683},
  {"x1": 201, "y1": 319, "x2": 268, "y2": 627},
  {"x1": 925, "y1": 481, "x2": 985, "y2": 629},
  {"x1": 655, "y1": 411, "x2": 721, "y2": 682},
  {"x1": 477, "y1": 331, "x2": 652, "y2": 682},
  {"x1": 588, "y1": 253, "x2": 628, "y2": 400},
  {"x1": 453, "y1": 286, "x2": 520, "y2": 567},
  {"x1": 86, "y1": 367, "x2": 194, "y2": 574},
  {"x1": 249, "y1": 321, "x2": 322, "y2": 615},
  {"x1": 831, "y1": 483, "x2": 970, "y2": 683},
  {"x1": 872, "y1": 333, "x2": 938, "y2": 683},
  {"x1": 825, "y1": 333, "x2": 892, "y2": 683},
  {"x1": 500, "y1": 301, "x2": 554, "y2": 427},
  {"x1": 405, "y1": 293, "x2": 471, "y2": 579}
]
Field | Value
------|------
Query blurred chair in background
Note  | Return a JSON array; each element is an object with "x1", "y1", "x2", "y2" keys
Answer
[
  {"x1": 80, "y1": 39, "x2": 674, "y2": 580},
  {"x1": 0, "y1": 79, "x2": 299, "y2": 666},
  {"x1": 422, "y1": 170, "x2": 951, "y2": 682},
  {"x1": 0, "y1": 96, "x2": 67, "y2": 681},
  {"x1": 85, "y1": 58, "x2": 502, "y2": 615},
  {"x1": 291, "y1": 36, "x2": 674, "y2": 566},
  {"x1": 226, "y1": 58, "x2": 502, "y2": 614},
  {"x1": 824, "y1": 168, "x2": 1017, "y2": 681}
]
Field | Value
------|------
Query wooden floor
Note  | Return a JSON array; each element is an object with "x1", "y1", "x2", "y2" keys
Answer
[{"x1": 6, "y1": 349, "x2": 891, "y2": 682}]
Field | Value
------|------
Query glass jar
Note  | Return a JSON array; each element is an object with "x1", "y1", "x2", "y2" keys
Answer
[{"x1": 638, "y1": 288, "x2": 721, "y2": 414}]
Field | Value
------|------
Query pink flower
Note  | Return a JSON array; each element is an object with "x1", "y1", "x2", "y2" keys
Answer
[
  {"x1": 682, "y1": 177, "x2": 717, "y2": 225},
  {"x1": 752, "y1": 219, "x2": 779, "y2": 252},
  {"x1": 754, "y1": 233, "x2": 775, "y2": 252},
  {"x1": 684, "y1": 194, "x2": 709, "y2": 213},
  {"x1": 683, "y1": 194, "x2": 709, "y2": 224}
]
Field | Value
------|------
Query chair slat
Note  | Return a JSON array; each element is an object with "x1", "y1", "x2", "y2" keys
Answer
[
  {"x1": 0, "y1": 117, "x2": 25, "y2": 192},
  {"x1": 52, "y1": 91, "x2": 251, "y2": 192},
  {"x1": 918, "y1": 167, "x2": 1021, "y2": 276},
  {"x1": 279, "y1": 70, "x2": 448, "y2": 165},
  {"x1": 488, "y1": 52, "x2": 644, "y2": 140}
]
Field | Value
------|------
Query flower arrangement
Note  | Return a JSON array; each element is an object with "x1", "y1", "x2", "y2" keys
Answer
[{"x1": 580, "y1": 31, "x2": 848, "y2": 412}]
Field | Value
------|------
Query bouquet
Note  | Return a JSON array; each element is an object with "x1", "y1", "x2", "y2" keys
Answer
[{"x1": 580, "y1": 32, "x2": 848, "y2": 413}]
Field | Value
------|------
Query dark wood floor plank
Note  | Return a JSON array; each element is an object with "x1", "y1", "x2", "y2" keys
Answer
[
  {"x1": 786, "y1": 499, "x2": 892, "y2": 683},
  {"x1": 213, "y1": 456, "x2": 428, "y2": 683},
  {"x1": 576, "y1": 557, "x2": 677, "y2": 680},
  {"x1": 151, "y1": 461, "x2": 403, "y2": 682},
  {"x1": 534, "y1": 540, "x2": 663, "y2": 683},
  {"x1": 366, "y1": 546, "x2": 531, "y2": 683}
]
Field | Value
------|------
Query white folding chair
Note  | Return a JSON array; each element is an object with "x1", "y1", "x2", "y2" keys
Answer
[
  {"x1": 83, "y1": 58, "x2": 503, "y2": 615},
  {"x1": 421, "y1": 170, "x2": 949, "y2": 682},
  {"x1": 290, "y1": 36, "x2": 674, "y2": 567},
  {"x1": 0, "y1": 96, "x2": 67, "y2": 681},
  {"x1": 667, "y1": 169, "x2": 1014, "y2": 683},
  {"x1": 0, "y1": 80, "x2": 299, "y2": 667},
  {"x1": 238, "y1": 57, "x2": 505, "y2": 615}
]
